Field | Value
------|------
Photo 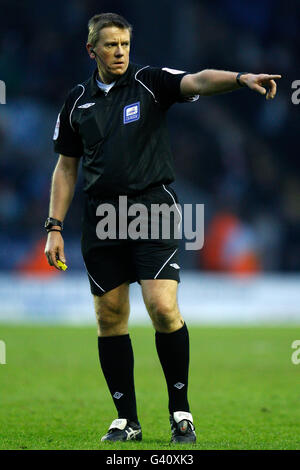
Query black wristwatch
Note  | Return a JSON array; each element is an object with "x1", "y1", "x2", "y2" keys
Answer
[
  {"x1": 236, "y1": 72, "x2": 248, "y2": 87},
  {"x1": 44, "y1": 217, "x2": 63, "y2": 232}
]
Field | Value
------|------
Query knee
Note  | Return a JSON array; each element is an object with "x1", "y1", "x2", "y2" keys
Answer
[
  {"x1": 95, "y1": 298, "x2": 129, "y2": 334},
  {"x1": 147, "y1": 299, "x2": 181, "y2": 332}
]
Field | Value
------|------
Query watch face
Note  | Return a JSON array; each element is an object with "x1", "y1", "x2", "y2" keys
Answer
[
  {"x1": 45, "y1": 218, "x2": 62, "y2": 229},
  {"x1": 45, "y1": 218, "x2": 54, "y2": 229}
]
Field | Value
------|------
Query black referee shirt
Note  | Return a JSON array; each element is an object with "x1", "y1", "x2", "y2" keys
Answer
[{"x1": 53, "y1": 63, "x2": 198, "y2": 197}]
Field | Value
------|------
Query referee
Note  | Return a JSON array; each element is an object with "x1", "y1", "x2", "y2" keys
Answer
[{"x1": 44, "y1": 12, "x2": 281, "y2": 443}]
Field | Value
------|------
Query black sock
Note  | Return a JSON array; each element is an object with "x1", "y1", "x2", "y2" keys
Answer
[
  {"x1": 98, "y1": 334, "x2": 138, "y2": 423},
  {"x1": 155, "y1": 323, "x2": 190, "y2": 414}
]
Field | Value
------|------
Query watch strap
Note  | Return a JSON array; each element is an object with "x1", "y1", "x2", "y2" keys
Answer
[
  {"x1": 236, "y1": 72, "x2": 248, "y2": 87},
  {"x1": 45, "y1": 217, "x2": 63, "y2": 231},
  {"x1": 47, "y1": 229, "x2": 62, "y2": 234}
]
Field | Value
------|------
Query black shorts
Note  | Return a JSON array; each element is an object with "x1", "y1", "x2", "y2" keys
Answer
[{"x1": 81, "y1": 184, "x2": 181, "y2": 296}]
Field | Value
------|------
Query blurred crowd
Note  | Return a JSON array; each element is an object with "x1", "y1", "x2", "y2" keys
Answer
[{"x1": 0, "y1": 0, "x2": 299, "y2": 273}]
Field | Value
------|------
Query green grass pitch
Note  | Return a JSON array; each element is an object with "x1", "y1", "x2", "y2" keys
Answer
[{"x1": 0, "y1": 325, "x2": 300, "y2": 450}]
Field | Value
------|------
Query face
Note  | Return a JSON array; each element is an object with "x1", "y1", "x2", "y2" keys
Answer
[{"x1": 87, "y1": 26, "x2": 130, "y2": 83}]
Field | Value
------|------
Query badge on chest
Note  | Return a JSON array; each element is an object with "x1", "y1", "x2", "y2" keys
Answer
[{"x1": 123, "y1": 101, "x2": 140, "y2": 124}]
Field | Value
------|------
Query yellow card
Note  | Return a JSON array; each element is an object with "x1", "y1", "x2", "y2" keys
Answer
[{"x1": 57, "y1": 260, "x2": 68, "y2": 271}]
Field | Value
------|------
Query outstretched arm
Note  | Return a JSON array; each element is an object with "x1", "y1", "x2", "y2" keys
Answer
[{"x1": 181, "y1": 70, "x2": 281, "y2": 99}]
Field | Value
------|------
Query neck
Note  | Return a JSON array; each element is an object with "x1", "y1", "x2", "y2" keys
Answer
[{"x1": 97, "y1": 68, "x2": 115, "y2": 84}]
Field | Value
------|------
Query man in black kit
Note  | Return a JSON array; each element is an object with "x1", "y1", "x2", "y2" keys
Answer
[{"x1": 44, "y1": 12, "x2": 281, "y2": 443}]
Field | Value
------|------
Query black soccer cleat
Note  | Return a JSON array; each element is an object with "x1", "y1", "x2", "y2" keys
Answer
[
  {"x1": 170, "y1": 411, "x2": 196, "y2": 443},
  {"x1": 101, "y1": 418, "x2": 142, "y2": 442}
]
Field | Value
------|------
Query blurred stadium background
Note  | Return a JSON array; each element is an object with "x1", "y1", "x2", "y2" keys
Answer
[{"x1": 0, "y1": 0, "x2": 299, "y2": 325}]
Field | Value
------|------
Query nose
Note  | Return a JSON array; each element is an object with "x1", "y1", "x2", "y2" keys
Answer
[{"x1": 115, "y1": 44, "x2": 124, "y2": 56}]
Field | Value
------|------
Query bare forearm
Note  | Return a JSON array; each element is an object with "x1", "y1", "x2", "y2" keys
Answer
[
  {"x1": 196, "y1": 69, "x2": 241, "y2": 96},
  {"x1": 49, "y1": 160, "x2": 78, "y2": 221}
]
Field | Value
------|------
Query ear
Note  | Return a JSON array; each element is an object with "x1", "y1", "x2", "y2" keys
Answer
[{"x1": 86, "y1": 44, "x2": 95, "y2": 59}]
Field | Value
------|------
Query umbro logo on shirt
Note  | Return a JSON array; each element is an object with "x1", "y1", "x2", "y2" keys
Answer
[{"x1": 77, "y1": 102, "x2": 95, "y2": 108}]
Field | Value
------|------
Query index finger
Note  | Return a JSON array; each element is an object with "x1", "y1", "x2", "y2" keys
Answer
[
  {"x1": 49, "y1": 250, "x2": 62, "y2": 270},
  {"x1": 267, "y1": 75, "x2": 282, "y2": 80},
  {"x1": 45, "y1": 252, "x2": 54, "y2": 267}
]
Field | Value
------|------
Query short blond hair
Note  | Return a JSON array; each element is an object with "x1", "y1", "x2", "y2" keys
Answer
[{"x1": 87, "y1": 12, "x2": 133, "y2": 48}]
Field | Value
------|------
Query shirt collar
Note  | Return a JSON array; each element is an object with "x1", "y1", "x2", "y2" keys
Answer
[{"x1": 90, "y1": 63, "x2": 133, "y2": 97}]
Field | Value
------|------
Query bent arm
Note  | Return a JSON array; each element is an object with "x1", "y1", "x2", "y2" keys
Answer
[{"x1": 181, "y1": 70, "x2": 281, "y2": 98}]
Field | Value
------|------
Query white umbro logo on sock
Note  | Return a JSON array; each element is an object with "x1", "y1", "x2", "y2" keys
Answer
[
  {"x1": 174, "y1": 382, "x2": 185, "y2": 389},
  {"x1": 170, "y1": 263, "x2": 180, "y2": 269},
  {"x1": 113, "y1": 392, "x2": 123, "y2": 399}
]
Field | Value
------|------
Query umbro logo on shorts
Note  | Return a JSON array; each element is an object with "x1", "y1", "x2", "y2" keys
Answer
[
  {"x1": 113, "y1": 391, "x2": 123, "y2": 399},
  {"x1": 77, "y1": 102, "x2": 95, "y2": 108},
  {"x1": 170, "y1": 263, "x2": 180, "y2": 269}
]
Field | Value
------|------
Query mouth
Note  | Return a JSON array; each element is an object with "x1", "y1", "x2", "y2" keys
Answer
[{"x1": 113, "y1": 62, "x2": 125, "y2": 65}]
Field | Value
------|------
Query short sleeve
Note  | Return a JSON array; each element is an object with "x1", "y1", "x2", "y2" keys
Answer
[
  {"x1": 136, "y1": 66, "x2": 199, "y2": 109},
  {"x1": 53, "y1": 88, "x2": 84, "y2": 158}
]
